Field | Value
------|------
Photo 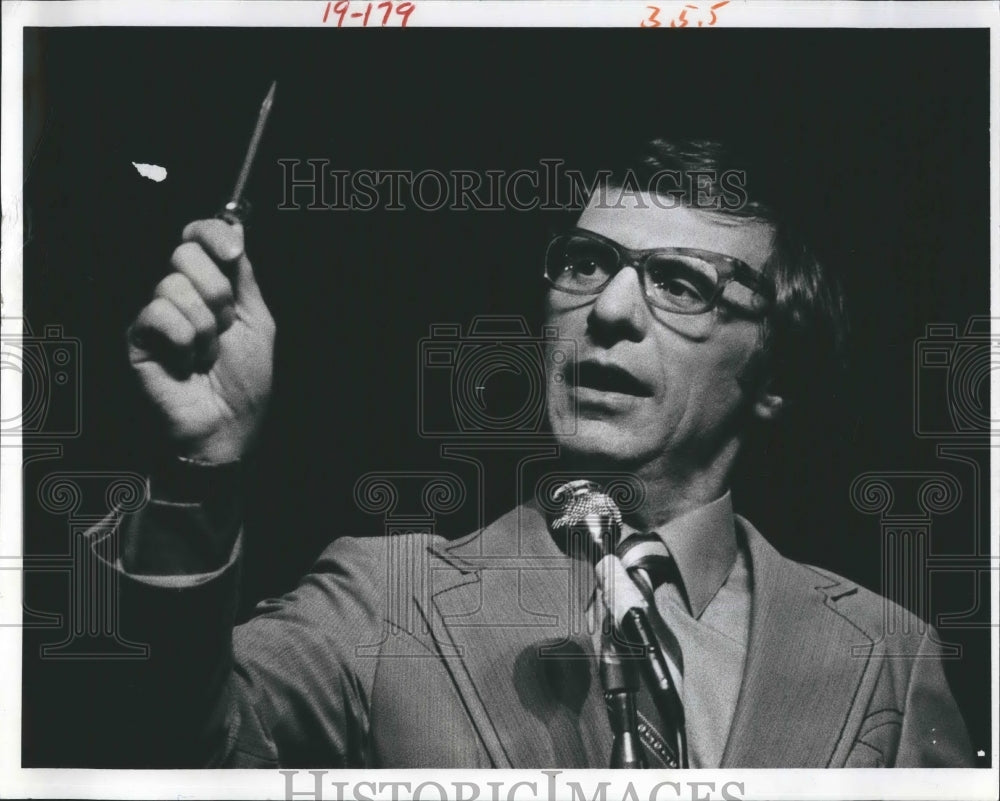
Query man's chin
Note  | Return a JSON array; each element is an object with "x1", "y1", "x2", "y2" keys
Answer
[{"x1": 551, "y1": 419, "x2": 652, "y2": 468}]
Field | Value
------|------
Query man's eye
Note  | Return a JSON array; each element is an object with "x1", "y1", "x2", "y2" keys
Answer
[
  {"x1": 660, "y1": 278, "x2": 701, "y2": 299},
  {"x1": 646, "y1": 258, "x2": 718, "y2": 311},
  {"x1": 648, "y1": 268, "x2": 711, "y2": 300},
  {"x1": 568, "y1": 258, "x2": 601, "y2": 276}
]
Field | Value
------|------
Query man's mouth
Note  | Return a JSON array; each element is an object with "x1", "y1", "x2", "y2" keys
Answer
[{"x1": 570, "y1": 360, "x2": 655, "y2": 397}]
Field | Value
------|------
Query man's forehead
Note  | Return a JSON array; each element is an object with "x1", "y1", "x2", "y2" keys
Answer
[{"x1": 577, "y1": 192, "x2": 776, "y2": 272}]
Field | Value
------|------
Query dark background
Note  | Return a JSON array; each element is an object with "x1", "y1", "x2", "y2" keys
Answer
[{"x1": 20, "y1": 28, "x2": 991, "y2": 765}]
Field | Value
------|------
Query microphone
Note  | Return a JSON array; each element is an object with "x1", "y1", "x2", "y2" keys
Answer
[{"x1": 551, "y1": 481, "x2": 674, "y2": 696}]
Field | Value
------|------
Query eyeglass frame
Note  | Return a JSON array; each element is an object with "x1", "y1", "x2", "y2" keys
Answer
[{"x1": 543, "y1": 227, "x2": 776, "y2": 316}]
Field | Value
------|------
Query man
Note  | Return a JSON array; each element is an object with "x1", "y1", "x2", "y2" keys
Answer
[{"x1": 96, "y1": 139, "x2": 973, "y2": 768}]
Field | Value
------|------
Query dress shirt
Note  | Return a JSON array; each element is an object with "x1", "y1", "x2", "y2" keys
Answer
[{"x1": 590, "y1": 491, "x2": 751, "y2": 768}]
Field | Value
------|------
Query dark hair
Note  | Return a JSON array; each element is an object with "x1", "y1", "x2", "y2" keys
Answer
[{"x1": 602, "y1": 137, "x2": 850, "y2": 408}]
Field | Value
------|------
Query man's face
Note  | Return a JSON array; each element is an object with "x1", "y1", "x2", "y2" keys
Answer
[{"x1": 545, "y1": 193, "x2": 777, "y2": 474}]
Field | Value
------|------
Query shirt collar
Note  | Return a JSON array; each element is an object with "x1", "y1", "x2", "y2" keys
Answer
[{"x1": 622, "y1": 490, "x2": 737, "y2": 619}]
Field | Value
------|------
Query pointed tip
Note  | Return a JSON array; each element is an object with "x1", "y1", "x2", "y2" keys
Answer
[{"x1": 262, "y1": 80, "x2": 276, "y2": 110}]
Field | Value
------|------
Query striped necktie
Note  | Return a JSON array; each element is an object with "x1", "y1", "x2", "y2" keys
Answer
[{"x1": 615, "y1": 533, "x2": 687, "y2": 768}]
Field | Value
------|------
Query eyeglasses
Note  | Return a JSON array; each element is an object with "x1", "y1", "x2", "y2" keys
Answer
[{"x1": 544, "y1": 228, "x2": 775, "y2": 316}]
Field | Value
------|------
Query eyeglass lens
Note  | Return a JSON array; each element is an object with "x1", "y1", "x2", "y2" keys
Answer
[{"x1": 548, "y1": 233, "x2": 766, "y2": 314}]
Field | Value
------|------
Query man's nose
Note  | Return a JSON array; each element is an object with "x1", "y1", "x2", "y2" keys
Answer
[{"x1": 588, "y1": 266, "x2": 649, "y2": 343}]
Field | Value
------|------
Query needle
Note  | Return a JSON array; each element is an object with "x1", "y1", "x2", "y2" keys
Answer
[{"x1": 220, "y1": 80, "x2": 276, "y2": 223}]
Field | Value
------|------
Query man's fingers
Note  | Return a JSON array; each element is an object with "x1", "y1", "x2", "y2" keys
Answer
[
  {"x1": 169, "y1": 242, "x2": 237, "y2": 328},
  {"x1": 181, "y1": 218, "x2": 244, "y2": 264},
  {"x1": 128, "y1": 297, "x2": 197, "y2": 374},
  {"x1": 179, "y1": 219, "x2": 268, "y2": 316},
  {"x1": 152, "y1": 273, "x2": 223, "y2": 370},
  {"x1": 137, "y1": 219, "x2": 271, "y2": 380},
  {"x1": 154, "y1": 272, "x2": 219, "y2": 342}
]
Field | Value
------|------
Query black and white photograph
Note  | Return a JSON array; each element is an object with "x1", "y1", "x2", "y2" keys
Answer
[{"x1": 1, "y1": 2, "x2": 997, "y2": 798}]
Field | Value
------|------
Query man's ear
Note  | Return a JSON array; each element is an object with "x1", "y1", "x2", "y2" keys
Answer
[
  {"x1": 739, "y1": 349, "x2": 785, "y2": 422},
  {"x1": 752, "y1": 383, "x2": 785, "y2": 422}
]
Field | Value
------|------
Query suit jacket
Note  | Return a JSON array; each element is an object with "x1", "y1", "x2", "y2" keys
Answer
[{"x1": 96, "y1": 500, "x2": 973, "y2": 768}]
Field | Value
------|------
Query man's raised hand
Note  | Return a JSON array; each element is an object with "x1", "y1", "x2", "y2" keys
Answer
[{"x1": 127, "y1": 219, "x2": 275, "y2": 463}]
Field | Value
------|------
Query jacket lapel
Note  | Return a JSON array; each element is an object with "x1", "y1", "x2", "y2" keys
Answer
[
  {"x1": 426, "y1": 504, "x2": 610, "y2": 768},
  {"x1": 720, "y1": 518, "x2": 876, "y2": 767}
]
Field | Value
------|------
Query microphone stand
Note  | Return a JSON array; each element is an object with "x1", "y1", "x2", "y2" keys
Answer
[
  {"x1": 599, "y1": 630, "x2": 646, "y2": 769},
  {"x1": 552, "y1": 480, "x2": 688, "y2": 768}
]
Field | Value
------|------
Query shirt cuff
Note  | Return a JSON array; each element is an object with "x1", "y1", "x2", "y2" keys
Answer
[{"x1": 119, "y1": 456, "x2": 245, "y2": 576}]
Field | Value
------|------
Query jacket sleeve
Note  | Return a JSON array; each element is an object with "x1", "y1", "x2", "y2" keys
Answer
[
  {"x1": 223, "y1": 536, "x2": 387, "y2": 766},
  {"x1": 86, "y1": 485, "x2": 386, "y2": 768},
  {"x1": 893, "y1": 626, "x2": 975, "y2": 767}
]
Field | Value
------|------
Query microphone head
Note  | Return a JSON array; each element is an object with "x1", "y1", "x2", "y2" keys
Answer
[
  {"x1": 551, "y1": 479, "x2": 624, "y2": 560},
  {"x1": 594, "y1": 554, "x2": 649, "y2": 624}
]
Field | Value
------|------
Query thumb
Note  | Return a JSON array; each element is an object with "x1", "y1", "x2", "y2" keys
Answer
[
  {"x1": 219, "y1": 222, "x2": 266, "y2": 315},
  {"x1": 217, "y1": 220, "x2": 266, "y2": 313},
  {"x1": 231, "y1": 249, "x2": 267, "y2": 315}
]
